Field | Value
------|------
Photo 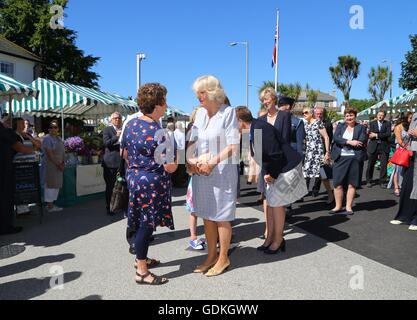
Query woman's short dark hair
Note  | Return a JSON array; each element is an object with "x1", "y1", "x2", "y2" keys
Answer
[
  {"x1": 49, "y1": 120, "x2": 59, "y2": 128},
  {"x1": 137, "y1": 83, "x2": 167, "y2": 114},
  {"x1": 12, "y1": 117, "x2": 24, "y2": 131},
  {"x1": 235, "y1": 106, "x2": 253, "y2": 123},
  {"x1": 344, "y1": 107, "x2": 358, "y2": 116}
]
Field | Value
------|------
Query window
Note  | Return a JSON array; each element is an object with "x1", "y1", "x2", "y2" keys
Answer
[{"x1": 1, "y1": 61, "x2": 14, "y2": 78}]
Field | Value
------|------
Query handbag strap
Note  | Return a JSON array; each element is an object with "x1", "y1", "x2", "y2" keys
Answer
[{"x1": 117, "y1": 159, "x2": 126, "y2": 178}]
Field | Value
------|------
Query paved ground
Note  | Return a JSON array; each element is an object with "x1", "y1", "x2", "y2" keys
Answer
[{"x1": 1, "y1": 180, "x2": 417, "y2": 300}]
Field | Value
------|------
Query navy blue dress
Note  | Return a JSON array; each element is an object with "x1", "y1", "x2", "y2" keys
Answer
[{"x1": 121, "y1": 119, "x2": 174, "y2": 231}]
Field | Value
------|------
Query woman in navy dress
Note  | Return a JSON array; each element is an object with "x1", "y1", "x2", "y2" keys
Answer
[{"x1": 121, "y1": 83, "x2": 177, "y2": 285}]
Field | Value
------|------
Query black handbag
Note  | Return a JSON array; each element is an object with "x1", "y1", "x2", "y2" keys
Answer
[{"x1": 110, "y1": 160, "x2": 129, "y2": 213}]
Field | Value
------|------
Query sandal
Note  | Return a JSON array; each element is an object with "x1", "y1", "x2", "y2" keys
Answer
[
  {"x1": 134, "y1": 258, "x2": 161, "y2": 269},
  {"x1": 135, "y1": 271, "x2": 168, "y2": 285}
]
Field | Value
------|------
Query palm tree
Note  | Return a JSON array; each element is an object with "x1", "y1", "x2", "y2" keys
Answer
[
  {"x1": 368, "y1": 65, "x2": 392, "y2": 101},
  {"x1": 329, "y1": 55, "x2": 361, "y2": 105}
]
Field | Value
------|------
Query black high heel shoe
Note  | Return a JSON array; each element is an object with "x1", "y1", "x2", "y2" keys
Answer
[
  {"x1": 264, "y1": 239, "x2": 286, "y2": 254},
  {"x1": 257, "y1": 244, "x2": 271, "y2": 251}
]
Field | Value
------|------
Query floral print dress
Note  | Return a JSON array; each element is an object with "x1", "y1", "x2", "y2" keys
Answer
[
  {"x1": 121, "y1": 119, "x2": 174, "y2": 231},
  {"x1": 303, "y1": 120, "x2": 325, "y2": 178}
]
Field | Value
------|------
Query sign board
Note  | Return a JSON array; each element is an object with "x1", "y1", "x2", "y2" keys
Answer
[
  {"x1": 14, "y1": 162, "x2": 41, "y2": 205},
  {"x1": 76, "y1": 164, "x2": 106, "y2": 197}
]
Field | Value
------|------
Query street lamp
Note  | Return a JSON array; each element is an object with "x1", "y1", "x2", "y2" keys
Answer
[
  {"x1": 381, "y1": 59, "x2": 393, "y2": 99},
  {"x1": 230, "y1": 41, "x2": 249, "y2": 107},
  {"x1": 136, "y1": 53, "x2": 146, "y2": 93}
]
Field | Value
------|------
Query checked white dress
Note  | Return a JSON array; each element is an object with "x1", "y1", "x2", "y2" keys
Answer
[{"x1": 190, "y1": 105, "x2": 240, "y2": 222}]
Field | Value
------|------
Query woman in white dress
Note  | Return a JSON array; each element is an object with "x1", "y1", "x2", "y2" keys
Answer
[{"x1": 187, "y1": 75, "x2": 240, "y2": 277}]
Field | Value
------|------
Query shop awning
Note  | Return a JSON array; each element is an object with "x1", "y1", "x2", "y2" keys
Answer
[
  {"x1": 0, "y1": 73, "x2": 37, "y2": 104},
  {"x1": 357, "y1": 89, "x2": 417, "y2": 119},
  {"x1": 6, "y1": 78, "x2": 138, "y2": 118}
]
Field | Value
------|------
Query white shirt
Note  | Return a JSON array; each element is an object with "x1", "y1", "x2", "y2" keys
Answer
[
  {"x1": 341, "y1": 129, "x2": 355, "y2": 156},
  {"x1": 174, "y1": 128, "x2": 185, "y2": 150},
  {"x1": 119, "y1": 111, "x2": 144, "y2": 145}
]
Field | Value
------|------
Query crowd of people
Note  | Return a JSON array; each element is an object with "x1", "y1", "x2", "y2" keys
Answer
[{"x1": 1, "y1": 74, "x2": 416, "y2": 286}]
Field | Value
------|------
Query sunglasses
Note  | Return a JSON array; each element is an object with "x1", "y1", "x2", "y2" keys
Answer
[
  {"x1": 113, "y1": 117, "x2": 122, "y2": 120},
  {"x1": 303, "y1": 111, "x2": 310, "y2": 115}
]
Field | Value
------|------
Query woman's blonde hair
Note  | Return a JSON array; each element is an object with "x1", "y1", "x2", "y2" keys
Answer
[
  {"x1": 190, "y1": 106, "x2": 201, "y2": 123},
  {"x1": 192, "y1": 75, "x2": 226, "y2": 104},
  {"x1": 259, "y1": 87, "x2": 278, "y2": 104}
]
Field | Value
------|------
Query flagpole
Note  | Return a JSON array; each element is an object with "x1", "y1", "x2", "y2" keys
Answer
[{"x1": 274, "y1": 9, "x2": 280, "y2": 92}]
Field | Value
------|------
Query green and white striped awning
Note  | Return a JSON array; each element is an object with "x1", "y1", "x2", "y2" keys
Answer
[
  {"x1": 0, "y1": 73, "x2": 37, "y2": 103},
  {"x1": 357, "y1": 89, "x2": 417, "y2": 119},
  {"x1": 6, "y1": 78, "x2": 138, "y2": 118}
]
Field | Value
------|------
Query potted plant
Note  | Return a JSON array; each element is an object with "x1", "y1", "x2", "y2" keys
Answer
[{"x1": 64, "y1": 136, "x2": 85, "y2": 166}]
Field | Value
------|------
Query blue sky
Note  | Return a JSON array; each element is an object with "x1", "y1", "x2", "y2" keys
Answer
[{"x1": 65, "y1": 0, "x2": 417, "y2": 114}]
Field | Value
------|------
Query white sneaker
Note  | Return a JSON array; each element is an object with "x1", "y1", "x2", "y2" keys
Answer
[
  {"x1": 47, "y1": 206, "x2": 63, "y2": 213},
  {"x1": 409, "y1": 225, "x2": 417, "y2": 231},
  {"x1": 390, "y1": 220, "x2": 403, "y2": 225}
]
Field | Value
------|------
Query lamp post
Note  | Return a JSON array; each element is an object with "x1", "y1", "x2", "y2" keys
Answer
[
  {"x1": 230, "y1": 41, "x2": 249, "y2": 107},
  {"x1": 136, "y1": 53, "x2": 146, "y2": 93},
  {"x1": 382, "y1": 59, "x2": 393, "y2": 99}
]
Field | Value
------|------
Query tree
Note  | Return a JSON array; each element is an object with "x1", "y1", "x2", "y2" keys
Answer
[
  {"x1": 348, "y1": 98, "x2": 377, "y2": 113},
  {"x1": 305, "y1": 83, "x2": 319, "y2": 108},
  {"x1": 329, "y1": 55, "x2": 361, "y2": 104},
  {"x1": 0, "y1": 0, "x2": 100, "y2": 88},
  {"x1": 399, "y1": 34, "x2": 417, "y2": 90},
  {"x1": 368, "y1": 65, "x2": 392, "y2": 101}
]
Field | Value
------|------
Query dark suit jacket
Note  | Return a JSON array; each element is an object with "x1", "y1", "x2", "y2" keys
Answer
[
  {"x1": 323, "y1": 119, "x2": 334, "y2": 144},
  {"x1": 259, "y1": 110, "x2": 292, "y2": 144},
  {"x1": 103, "y1": 126, "x2": 121, "y2": 168},
  {"x1": 291, "y1": 115, "x2": 305, "y2": 156},
  {"x1": 250, "y1": 119, "x2": 302, "y2": 179},
  {"x1": 331, "y1": 123, "x2": 367, "y2": 162},
  {"x1": 367, "y1": 120, "x2": 391, "y2": 154}
]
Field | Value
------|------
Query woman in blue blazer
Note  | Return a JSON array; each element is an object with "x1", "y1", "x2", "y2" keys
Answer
[{"x1": 330, "y1": 108, "x2": 367, "y2": 215}]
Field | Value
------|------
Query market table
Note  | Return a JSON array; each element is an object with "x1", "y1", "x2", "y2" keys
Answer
[{"x1": 56, "y1": 164, "x2": 106, "y2": 207}]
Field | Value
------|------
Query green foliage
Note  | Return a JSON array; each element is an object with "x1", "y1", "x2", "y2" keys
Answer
[
  {"x1": 0, "y1": 0, "x2": 100, "y2": 88},
  {"x1": 399, "y1": 34, "x2": 417, "y2": 90},
  {"x1": 327, "y1": 110, "x2": 343, "y2": 123},
  {"x1": 329, "y1": 55, "x2": 361, "y2": 103},
  {"x1": 368, "y1": 65, "x2": 392, "y2": 101},
  {"x1": 348, "y1": 99, "x2": 377, "y2": 113},
  {"x1": 305, "y1": 83, "x2": 319, "y2": 107},
  {"x1": 79, "y1": 131, "x2": 103, "y2": 151}
]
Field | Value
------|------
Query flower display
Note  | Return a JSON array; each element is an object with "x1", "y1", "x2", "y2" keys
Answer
[{"x1": 64, "y1": 136, "x2": 85, "y2": 154}]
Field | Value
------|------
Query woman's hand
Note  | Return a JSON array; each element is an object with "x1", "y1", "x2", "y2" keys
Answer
[
  {"x1": 197, "y1": 161, "x2": 215, "y2": 176},
  {"x1": 409, "y1": 129, "x2": 417, "y2": 138},
  {"x1": 324, "y1": 152, "x2": 331, "y2": 163},
  {"x1": 264, "y1": 175, "x2": 275, "y2": 185},
  {"x1": 164, "y1": 163, "x2": 178, "y2": 174},
  {"x1": 348, "y1": 140, "x2": 363, "y2": 148}
]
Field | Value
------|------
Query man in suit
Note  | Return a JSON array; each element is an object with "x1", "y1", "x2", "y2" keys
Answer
[
  {"x1": 366, "y1": 110, "x2": 392, "y2": 188},
  {"x1": 103, "y1": 112, "x2": 123, "y2": 216},
  {"x1": 278, "y1": 96, "x2": 305, "y2": 157}
]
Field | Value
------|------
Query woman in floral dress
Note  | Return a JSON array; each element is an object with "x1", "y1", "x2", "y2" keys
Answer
[
  {"x1": 302, "y1": 107, "x2": 331, "y2": 187},
  {"x1": 121, "y1": 83, "x2": 177, "y2": 286}
]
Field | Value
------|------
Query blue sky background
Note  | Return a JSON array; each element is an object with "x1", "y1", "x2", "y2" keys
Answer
[{"x1": 65, "y1": 0, "x2": 417, "y2": 114}]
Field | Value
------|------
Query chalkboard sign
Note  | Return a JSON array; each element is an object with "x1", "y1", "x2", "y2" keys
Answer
[{"x1": 13, "y1": 161, "x2": 43, "y2": 223}]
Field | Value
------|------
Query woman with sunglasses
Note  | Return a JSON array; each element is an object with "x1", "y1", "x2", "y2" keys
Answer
[
  {"x1": 302, "y1": 107, "x2": 331, "y2": 197},
  {"x1": 41, "y1": 120, "x2": 65, "y2": 213}
]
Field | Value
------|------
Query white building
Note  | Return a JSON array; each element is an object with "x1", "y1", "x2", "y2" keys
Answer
[{"x1": 0, "y1": 36, "x2": 43, "y2": 84}]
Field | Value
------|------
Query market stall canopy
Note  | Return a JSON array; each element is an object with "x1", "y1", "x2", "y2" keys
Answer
[
  {"x1": 165, "y1": 106, "x2": 189, "y2": 121},
  {"x1": 6, "y1": 78, "x2": 138, "y2": 118},
  {"x1": 357, "y1": 89, "x2": 417, "y2": 120},
  {"x1": 0, "y1": 72, "x2": 37, "y2": 104}
]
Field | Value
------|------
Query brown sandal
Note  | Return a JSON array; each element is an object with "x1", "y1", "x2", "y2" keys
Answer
[{"x1": 135, "y1": 271, "x2": 168, "y2": 285}]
